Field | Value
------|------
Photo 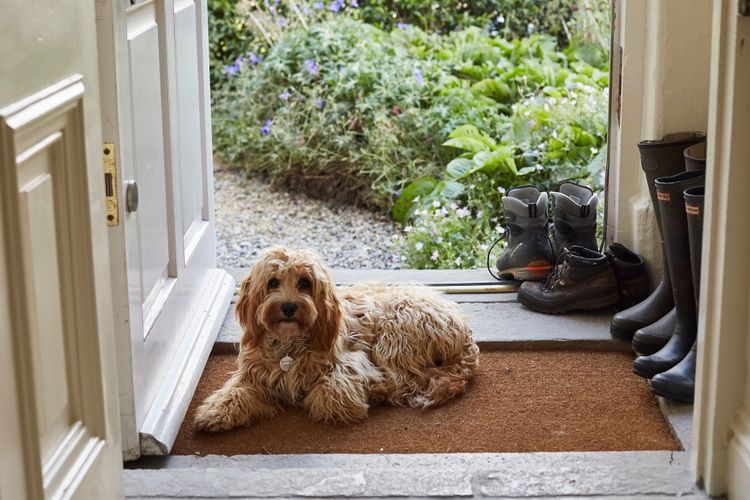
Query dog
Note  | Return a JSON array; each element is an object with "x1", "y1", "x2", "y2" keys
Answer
[{"x1": 194, "y1": 246, "x2": 479, "y2": 432}]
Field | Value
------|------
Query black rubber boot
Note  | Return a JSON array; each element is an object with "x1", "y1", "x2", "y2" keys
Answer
[
  {"x1": 650, "y1": 186, "x2": 705, "y2": 402},
  {"x1": 630, "y1": 141, "x2": 706, "y2": 352},
  {"x1": 517, "y1": 246, "x2": 619, "y2": 314},
  {"x1": 684, "y1": 142, "x2": 707, "y2": 172},
  {"x1": 610, "y1": 132, "x2": 705, "y2": 340},
  {"x1": 633, "y1": 171, "x2": 705, "y2": 379},
  {"x1": 632, "y1": 308, "x2": 677, "y2": 356},
  {"x1": 604, "y1": 242, "x2": 650, "y2": 310},
  {"x1": 496, "y1": 186, "x2": 554, "y2": 281},
  {"x1": 550, "y1": 181, "x2": 598, "y2": 256}
]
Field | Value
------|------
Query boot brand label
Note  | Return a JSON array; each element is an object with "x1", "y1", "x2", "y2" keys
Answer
[
  {"x1": 657, "y1": 192, "x2": 671, "y2": 202},
  {"x1": 686, "y1": 204, "x2": 701, "y2": 215}
]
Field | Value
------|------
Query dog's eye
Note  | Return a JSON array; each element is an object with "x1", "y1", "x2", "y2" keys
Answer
[
  {"x1": 268, "y1": 278, "x2": 280, "y2": 290},
  {"x1": 297, "y1": 278, "x2": 311, "y2": 291}
]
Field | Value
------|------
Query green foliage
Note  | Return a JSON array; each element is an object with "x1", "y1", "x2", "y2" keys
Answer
[
  {"x1": 208, "y1": 0, "x2": 612, "y2": 268},
  {"x1": 208, "y1": 0, "x2": 250, "y2": 90}
]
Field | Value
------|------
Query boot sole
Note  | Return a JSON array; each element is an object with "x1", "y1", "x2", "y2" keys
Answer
[
  {"x1": 517, "y1": 290, "x2": 620, "y2": 315},
  {"x1": 649, "y1": 384, "x2": 694, "y2": 404},
  {"x1": 498, "y1": 262, "x2": 552, "y2": 282}
]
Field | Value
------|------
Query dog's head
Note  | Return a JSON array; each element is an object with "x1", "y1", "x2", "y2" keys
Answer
[{"x1": 236, "y1": 247, "x2": 341, "y2": 352}]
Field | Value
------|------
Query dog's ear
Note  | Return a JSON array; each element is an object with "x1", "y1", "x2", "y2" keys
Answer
[
  {"x1": 236, "y1": 265, "x2": 265, "y2": 350},
  {"x1": 310, "y1": 260, "x2": 342, "y2": 352}
]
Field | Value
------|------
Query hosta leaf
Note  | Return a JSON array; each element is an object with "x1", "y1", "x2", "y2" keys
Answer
[
  {"x1": 442, "y1": 136, "x2": 492, "y2": 153},
  {"x1": 478, "y1": 147, "x2": 517, "y2": 175},
  {"x1": 391, "y1": 177, "x2": 437, "y2": 223},
  {"x1": 445, "y1": 158, "x2": 474, "y2": 181}
]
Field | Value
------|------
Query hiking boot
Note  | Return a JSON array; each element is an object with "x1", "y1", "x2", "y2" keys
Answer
[
  {"x1": 604, "y1": 242, "x2": 650, "y2": 310},
  {"x1": 517, "y1": 246, "x2": 619, "y2": 314},
  {"x1": 550, "y1": 181, "x2": 599, "y2": 256},
  {"x1": 633, "y1": 171, "x2": 705, "y2": 379},
  {"x1": 610, "y1": 131, "x2": 706, "y2": 340},
  {"x1": 495, "y1": 186, "x2": 554, "y2": 281}
]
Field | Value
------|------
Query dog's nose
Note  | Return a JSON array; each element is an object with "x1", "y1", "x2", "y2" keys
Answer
[{"x1": 281, "y1": 302, "x2": 298, "y2": 318}]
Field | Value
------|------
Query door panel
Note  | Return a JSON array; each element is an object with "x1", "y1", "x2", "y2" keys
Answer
[
  {"x1": 1, "y1": 71, "x2": 122, "y2": 498},
  {"x1": 174, "y1": 0, "x2": 209, "y2": 261},
  {"x1": 126, "y1": 3, "x2": 174, "y2": 334}
]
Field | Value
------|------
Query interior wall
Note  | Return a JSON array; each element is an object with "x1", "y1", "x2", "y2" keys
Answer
[{"x1": 606, "y1": 0, "x2": 712, "y2": 277}]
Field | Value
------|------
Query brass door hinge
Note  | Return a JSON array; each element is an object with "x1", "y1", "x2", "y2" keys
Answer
[{"x1": 103, "y1": 143, "x2": 119, "y2": 226}]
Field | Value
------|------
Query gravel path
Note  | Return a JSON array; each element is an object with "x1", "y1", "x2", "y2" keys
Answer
[{"x1": 214, "y1": 168, "x2": 403, "y2": 269}]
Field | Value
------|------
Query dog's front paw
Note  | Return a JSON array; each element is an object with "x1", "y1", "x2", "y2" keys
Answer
[
  {"x1": 304, "y1": 382, "x2": 369, "y2": 424},
  {"x1": 193, "y1": 400, "x2": 241, "y2": 433}
]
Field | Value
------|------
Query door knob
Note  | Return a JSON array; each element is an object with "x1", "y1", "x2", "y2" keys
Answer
[{"x1": 125, "y1": 180, "x2": 139, "y2": 213}]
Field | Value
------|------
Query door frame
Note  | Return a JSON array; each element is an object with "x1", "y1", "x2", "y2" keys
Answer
[{"x1": 692, "y1": 1, "x2": 750, "y2": 496}]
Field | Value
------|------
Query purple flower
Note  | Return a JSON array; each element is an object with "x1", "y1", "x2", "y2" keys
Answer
[
  {"x1": 316, "y1": 99, "x2": 325, "y2": 110},
  {"x1": 261, "y1": 120, "x2": 272, "y2": 136},
  {"x1": 276, "y1": 17, "x2": 285, "y2": 27},
  {"x1": 303, "y1": 6, "x2": 311, "y2": 13},
  {"x1": 269, "y1": 4, "x2": 277, "y2": 15},
  {"x1": 313, "y1": 2, "x2": 324, "y2": 8},
  {"x1": 279, "y1": 91, "x2": 291, "y2": 101},
  {"x1": 248, "y1": 52, "x2": 260, "y2": 64},
  {"x1": 395, "y1": 190, "x2": 401, "y2": 198},
  {"x1": 235, "y1": 55, "x2": 245, "y2": 65},
  {"x1": 329, "y1": 0, "x2": 343, "y2": 12},
  {"x1": 222, "y1": 63, "x2": 240, "y2": 75},
  {"x1": 304, "y1": 59, "x2": 319, "y2": 75},
  {"x1": 413, "y1": 68, "x2": 425, "y2": 85},
  {"x1": 349, "y1": 0, "x2": 359, "y2": 7},
  {"x1": 397, "y1": 21, "x2": 409, "y2": 29}
]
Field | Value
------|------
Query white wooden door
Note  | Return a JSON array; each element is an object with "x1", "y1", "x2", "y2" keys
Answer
[
  {"x1": 0, "y1": 0, "x2": 124, "y2": 497},
  {"x1": 96, "y1": 0, "x2": 234, "y2": 459}
]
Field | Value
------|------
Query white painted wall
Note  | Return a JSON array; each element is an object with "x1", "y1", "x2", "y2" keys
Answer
[{"x1": 607, "y1": 0, "x2": 712, "y2": 277}]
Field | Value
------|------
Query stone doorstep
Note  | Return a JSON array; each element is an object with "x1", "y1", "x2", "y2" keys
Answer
[
  {"x1": 221, "y1": 267, "x2": 625, "y2": 350},
  {"x1": 125, "y1": 268, "x2": 698, "y2": 498},
  {"x1": 124, "y1": 451, "x2": 702, "y2": 498}
]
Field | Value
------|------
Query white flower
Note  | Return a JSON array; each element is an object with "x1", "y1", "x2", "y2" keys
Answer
[
  {"x1": 401, "y1": 255, "x2": 407, "y2": 261},
  {"x1": 456, "y1": 208, "x2": 470, "y2": 218},
  {"x1": 450, "y1": 202, "x2": 458, "y2": 210},
  {"x1": 404, "y1": 225, "x2": 413, "y2": 233},
  {"x1": 435, "y1": 237, "x2": 443, "y2": 243},
  {"x1": 412, "y1": 196, "x2": 420, "y2": 203},
  {"x1": 415, "y1": 242, "x2": 424, "y2": 250},
  {"x1": 432, "y1": 200, "x2": 441, "y2": 208},
  {"x1": 468, "y1": 184, "x2": 476, "y2": 190},
  {"x1": 431, "y1": 250, "x2": 439, "y2": 261},
  {"x1": 455, "y1": 256, "x2": 462, "y2": 267},
  {"x1": 497, "y1": 186, "x2": 506, "y2": 195},
  {"x1": 476, "y1": 210, "x2": 483, "y2": 218},
  {"x1": 496, "y1": 225, "x2": 506, "y2": 234},
  {"x1": 590, "y1": 147, "x2": 599, "y2": 154}
]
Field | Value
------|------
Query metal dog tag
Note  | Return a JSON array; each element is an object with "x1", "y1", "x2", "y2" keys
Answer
[{"x1": 279, "y1": 355, "x2": 294, "y2": 372}]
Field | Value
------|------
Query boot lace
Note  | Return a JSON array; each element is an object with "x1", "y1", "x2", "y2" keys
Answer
[{"x1": 543, "y1": 250, "x2": 570, "y2": 290}]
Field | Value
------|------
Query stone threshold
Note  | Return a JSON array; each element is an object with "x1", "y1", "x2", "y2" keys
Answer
[{"x1": 122, "y1": 268, "x2": 702, "y2": 498}]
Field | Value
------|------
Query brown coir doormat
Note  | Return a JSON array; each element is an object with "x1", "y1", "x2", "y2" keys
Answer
[{"x1": 171, "y1": 350, "x2": 679, "y2": 455}]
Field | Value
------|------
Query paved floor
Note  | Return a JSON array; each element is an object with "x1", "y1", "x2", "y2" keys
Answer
[{"x1": 124, "y1": 269, "x2": 703, "y2": 498}]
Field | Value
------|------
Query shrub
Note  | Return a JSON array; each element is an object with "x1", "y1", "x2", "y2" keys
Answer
[{"x1": 212, "y1": 18, "x2": 508, "y2": 207}]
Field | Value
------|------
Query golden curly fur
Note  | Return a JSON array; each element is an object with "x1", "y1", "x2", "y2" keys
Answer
[{"x1": 194, "y1": 247, "x2": 479, "y2": 432}]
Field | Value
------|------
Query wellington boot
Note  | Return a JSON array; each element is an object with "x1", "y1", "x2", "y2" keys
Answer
[
  {"x1": 650, "y1": 342, "x2": 696, "y2": 403},
  {"x1": 610, "y1": 132, "x2": 705, "y2": 340},
  {"x1": 550, "y1": 181, "x2": 598, "y2": 256},
  {"x1": 517, "y1": 246, "x2": 619, "y2": 314},
  {"x1": 495, "y1": 186, "x2": 554, "y2": 281},
  {"x1": 650, "y1": 186, "x2": 706, "y2": 402},
  {"x1": 684, "y1": 142, "x2": 707, "y2": 172},
  {"x1": 632, "y1": 308, "x2": 677, "y2": 356},
  {"x1": 604, "y1": 242, "x2": 650, "y2": 310},
  {"x1": 633, "y1": 171, "x2": 705, "y2": 379}
]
